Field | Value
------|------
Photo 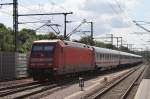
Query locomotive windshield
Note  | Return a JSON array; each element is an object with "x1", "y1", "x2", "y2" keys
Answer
[
  {"x1": 32, "y1": 45, "x2": 54, "y2": 52},
  {"x1": 31, "y1": 43, "x2": 55, "y2": 57}
]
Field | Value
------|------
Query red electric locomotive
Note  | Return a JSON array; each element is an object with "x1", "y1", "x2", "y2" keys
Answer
[
  {"x1": 28, "y1": 40, "x2": 142, "y2": 81},
  {"x1": 28, "y1": 40, "x2": 94, "y2": 80}
]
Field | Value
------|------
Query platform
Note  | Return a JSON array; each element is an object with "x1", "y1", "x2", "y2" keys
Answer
[{"x1": 134, "y1": 79, "x2": 150, "y2": 99}]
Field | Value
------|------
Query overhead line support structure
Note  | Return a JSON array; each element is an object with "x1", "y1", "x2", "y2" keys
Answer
[
  {"x1": 133, "y1": 21, "x2": 150, "y2": 33},
  {"x1": 95, "y1": 34, "x2": 123, "y2": 49},
  {"x1": 13, "y1": 0, "x2": 18, "y2": 52},
  {"x1": 0, "y1": 0, "x2": 18, "y2": 52},
  {"x1": 0, "y1": 3, "x2": 14, "y2": 6},
  {"x1": 18, "y1": 12, "x2": 73, "y2": 39},
  {"x1": 86, "y1": 21, "x2": 93, "y2": 45},
  {"x1": 113, "y1": 37, "x2": 122, "y2": 48}
]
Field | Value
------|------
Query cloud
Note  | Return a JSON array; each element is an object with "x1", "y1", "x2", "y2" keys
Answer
[
  {"x1": 18, "y1": 0, "x2": 140, "y2": 41},
  {"x1": 0, "y1": 0, "x2": 147, "y2": 48},
  {"x1": 81, "y1": 0, "x2": 119, "y2": 15},
  {"x1": 110, "y1": 17, "x2": 131, "y2": 28}
]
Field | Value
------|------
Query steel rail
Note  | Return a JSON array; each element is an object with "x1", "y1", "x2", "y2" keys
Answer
[
  {"x1": 0, "y1": 83, "x2": 43, "y2": 97},
  {"x1": 120, "y1": 63, "x2": 147, "y2": 99},
  {"x1": 90, "y1": 63, "x2": 144, "y2": 99}
]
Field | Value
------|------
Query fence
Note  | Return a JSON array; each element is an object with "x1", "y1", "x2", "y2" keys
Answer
[
  {"x1": 0, "y1": 52, "x2": 28, "y2": 81},
  {"x1": 15, "y1": 53, "x2": 29, "y2": 78},
  {"x1": 0, "y1": 52, "x2": 16, "y2": 81}
]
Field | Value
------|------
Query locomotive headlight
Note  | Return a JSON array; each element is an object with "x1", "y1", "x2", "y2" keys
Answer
[
  {"x1": 48, "y1": 63, "x2": 52, "y2": 66},
  {"x1": 53, "y1": 68, "x2": 57, "y2": 71},
  {"x1": 30, "y1": 63, "x2": 35, "y2": 66}
]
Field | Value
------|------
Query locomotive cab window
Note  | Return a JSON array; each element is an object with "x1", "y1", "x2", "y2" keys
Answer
[
  {"x1": 44, "y1": 46, "x2": 54, "y2": 51},
  {"x1": 31, "y1": 43, "x2": 56, "y2": 57},
  {"x1": 32, "y1": 45, "x2": 43, "y2": 51}
]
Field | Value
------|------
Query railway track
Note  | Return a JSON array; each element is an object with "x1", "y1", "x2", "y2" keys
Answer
[
  {"x1": 0, "y1": 64, "x2": 143, "y2": 99},
  {"x1": 0, "y1": 76, "x2": 77, "y2": 99},
  {"x1": 87, "y1": 63, "x2": 146, "y2": 99},
  {"x1": 0, "y1": 81, "x2": 59, "y2": 99},
  {"x1": 0, "y1": 78, "x2": 33, "y2": 89}
]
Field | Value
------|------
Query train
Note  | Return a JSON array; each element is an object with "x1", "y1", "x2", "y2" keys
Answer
[{"x1": 28, "y1": 40, "x2": 143, "y2": 81}]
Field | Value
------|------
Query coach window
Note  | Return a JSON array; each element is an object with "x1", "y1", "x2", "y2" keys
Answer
[
  {"x1": 100, "y1": 54, "x2": 102, "y2": 60},
  {"x1": 106, "y1": 54, "x2": 108, "y2": 60},
  {"x1": 107, "y1": 54, "x2": 108, "y2": 60},
  {"x1": 99, "y1": 53, "x2": 101, "y2": 60},
  {"x1": 109, "y1": 54, "x2": 111, "y2": 60},
  {"x1": 105, "y1": 54, "x2": 107, "y2": 60},
  {"x1": 104, "y1": 54, "x2": 107, "y2": 60},
  {"x1": 96, "y1": 54, "x2": 98, "y2": 60},
  {"x1": 102, "y1": 54, "x2": 104, "y2": 60},
  {"x1": 110, "y1": 54, "x2": 112, "y2": 60}
]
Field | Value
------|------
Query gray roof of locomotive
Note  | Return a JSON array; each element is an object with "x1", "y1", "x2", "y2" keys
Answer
[{"x1": 33, "y1": 40, "x2": 142, "y2": 58}]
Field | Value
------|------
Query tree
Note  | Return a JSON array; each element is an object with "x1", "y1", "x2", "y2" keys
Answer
[
  {"x1": 105, "y1": 44, "x2": 117, "y2": 49},
  {"x1": 0, "y1": 23, "x2": 14, "y2": 51},
  {"x1": 94, "y1": 41, "x2": 106, "y2": 47},
  {"x1": 37, "y1": 32, "x2": 57, "y2": 40},
  {"x1": 17, "y1": 29, "x2": 37, "y2": 53},
  {"x1": 79, "y1": 36, "x2": 94, "y2": 45},
  {"x1": 119, "y1": 46, "x2": 130, "y2": 52}
]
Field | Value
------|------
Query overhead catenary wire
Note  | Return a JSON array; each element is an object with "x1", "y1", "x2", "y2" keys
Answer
[
  {"x1": 21, "y1": 2, "x2": 66, "y2": 33},
  {"x1": 107, "y1": 0, "x2": 134, "y2": 24},
  {"x1": 0, "y1": 1, "x2": 41, "y2": 31},
  {"x1": 48, "y1": 0, "x2": 67, "y2": 11},
  {"x1": 18, "y1": 20, "x2": 51, "y2": 24},
  {"x1": 18, "y1": 1, "x2": 63, "y2": 33},
  {"x1": 106, "y1": 0, "x2": 120, "y2": 15},
  {"x1": 114, "y1": 0, "x2": 123, "y2": 12},
  {"x1": 0, "y1": 10, "x2": 12, "y2": 16},
  {"x1": 19, "y1": 4, "x2": 46, "y2": 20},
  {"x1": 18, "y1": 4, "x2": 49, "y2": 28},
  {"x1": 0, "y1": 0, "x2": 72, "y2": 37},
  {"x1": 66, "y1": 19, "x2": 87, "y2": 38},
  {"x1": 106, "y1": 0, "x2": 143, "y2": 47}
]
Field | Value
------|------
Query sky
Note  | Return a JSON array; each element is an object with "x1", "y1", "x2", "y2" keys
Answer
[{"x1": 0, "y1": 0, "x2": 150, "y2": 51}]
